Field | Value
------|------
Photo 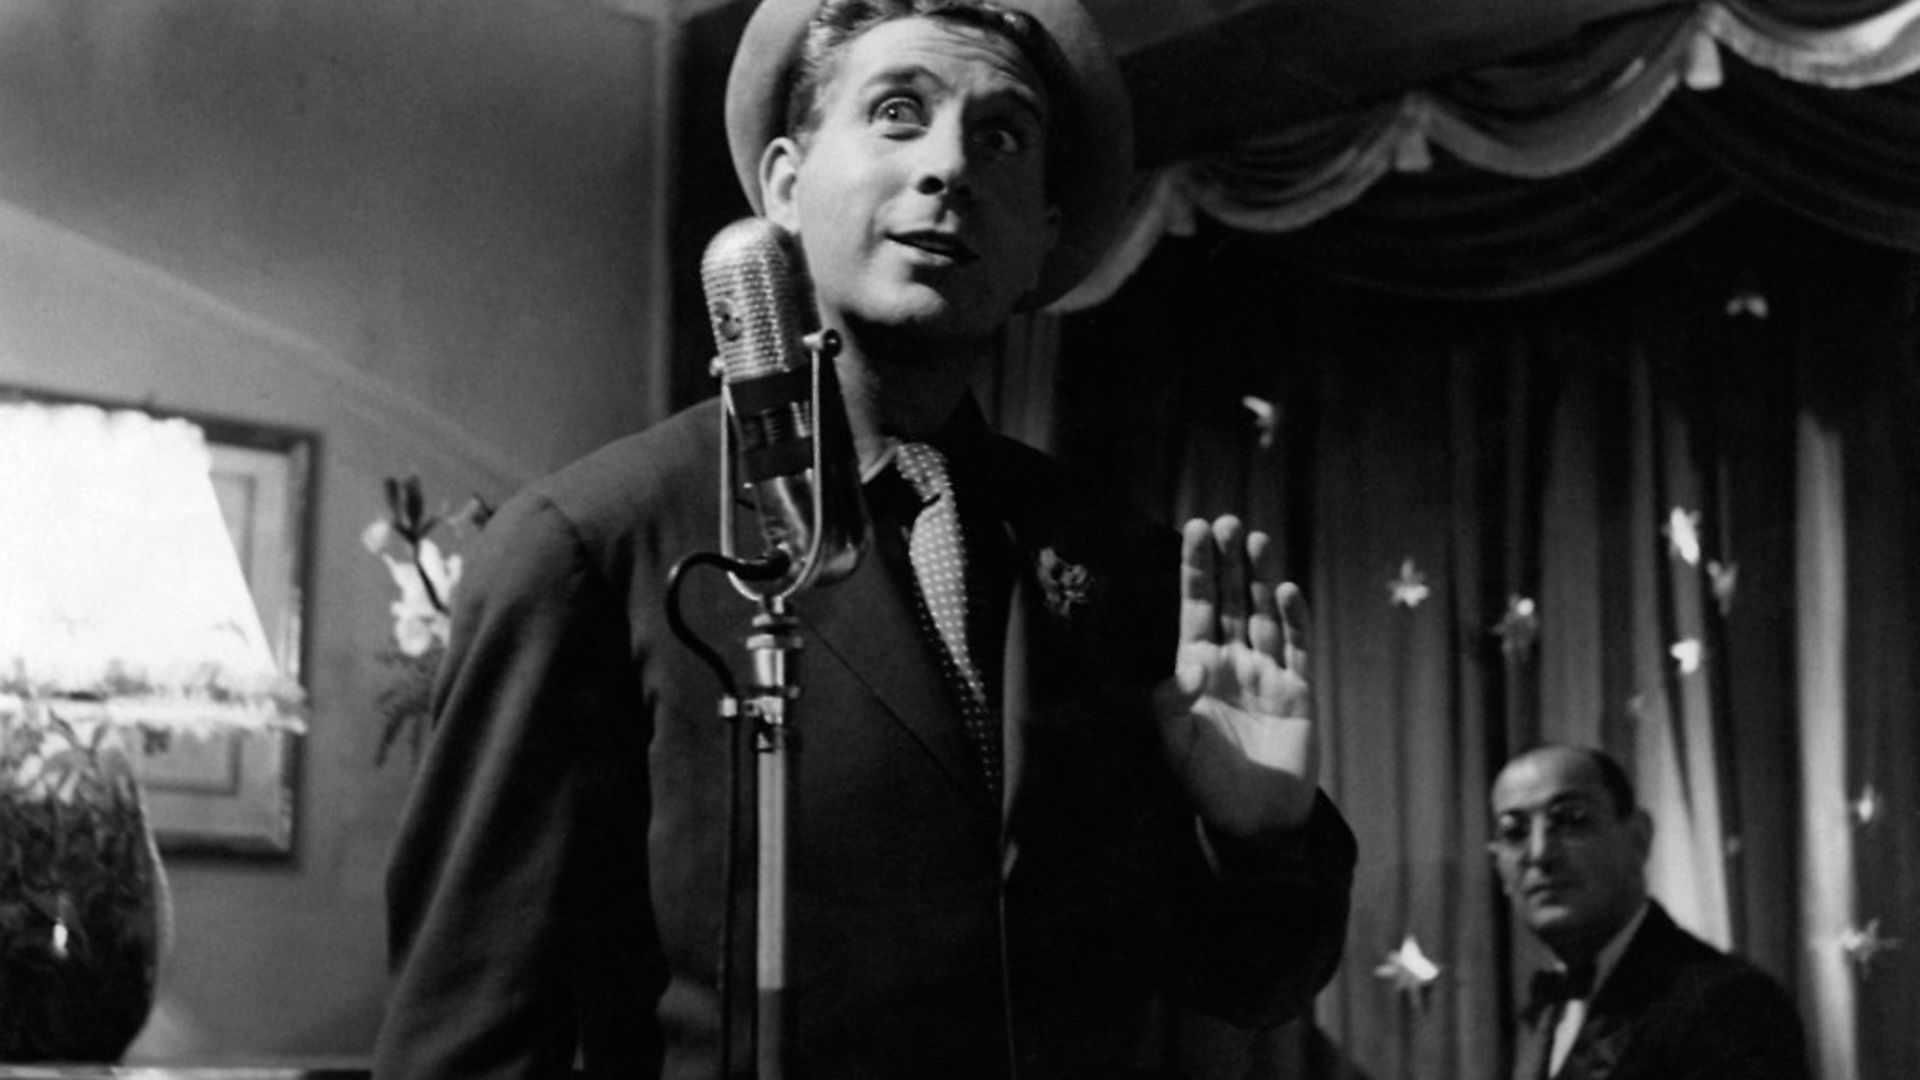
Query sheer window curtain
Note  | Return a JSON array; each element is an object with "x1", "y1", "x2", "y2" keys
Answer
[{"x1": 1017, "y1": 206, "x2": 1918, "y2": 1079}]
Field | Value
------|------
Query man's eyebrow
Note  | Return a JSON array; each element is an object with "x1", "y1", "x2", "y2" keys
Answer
[
  {"x1": 997, "y1": 86, "x2": 1047, "y2": 129},
  {"x1": 862, "y1": 64, "x2": 934, "y2": 91}
]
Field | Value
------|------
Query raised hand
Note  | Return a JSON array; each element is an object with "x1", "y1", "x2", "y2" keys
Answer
[{"x1": 1152, "y1": 515, "x2": 1318, "y2": 838}]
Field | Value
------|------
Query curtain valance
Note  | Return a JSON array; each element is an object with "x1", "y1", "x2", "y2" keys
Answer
[{"x1": 1052, "y1": 0, "x2": 1920, "y2": 309}]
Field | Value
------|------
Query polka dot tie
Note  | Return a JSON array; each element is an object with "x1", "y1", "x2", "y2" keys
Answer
[{"x1": 894, "y1": 442, "x2": 1002, "y2": 801}]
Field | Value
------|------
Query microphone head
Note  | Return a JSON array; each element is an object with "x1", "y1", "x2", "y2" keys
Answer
[
  {"x1": 701, "y1": 217, "x2": 868, "y2": 600},
  {"x1": 702, "y1": 216, "x2": 817, "y2": 384}
]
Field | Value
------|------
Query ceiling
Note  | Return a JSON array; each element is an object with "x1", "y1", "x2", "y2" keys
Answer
[{"x1": 1074, "y1": 0, "x2": 1685, "y2": 163}]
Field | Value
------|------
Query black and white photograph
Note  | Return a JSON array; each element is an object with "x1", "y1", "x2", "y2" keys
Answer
[{"x1": 0, "y1": 1, "x2": 1913, "y2": 1077}]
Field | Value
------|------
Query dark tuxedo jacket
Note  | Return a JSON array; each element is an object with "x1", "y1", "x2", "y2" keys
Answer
[
  {"x1": 373, "y1": 399, "x2": 1355, "y2": 1080},
  {"x1": 1509, "y1": 901, "x2": 1813, "y2": 1080}
]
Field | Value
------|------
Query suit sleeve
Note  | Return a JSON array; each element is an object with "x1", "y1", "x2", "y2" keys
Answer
[
  {"x1": 1664, "y1": 966, "x2": 1816, "y2": 1080},
  {"x1": 371, "y1": 494, "x2": 664, "y2": 1080},
  {"x1": 1180, "y1": 792, "x2": 1358, "y2": 1028},
  {"x1": 1121, "y1": 516, "x2": 1357, "y2": 1030}
]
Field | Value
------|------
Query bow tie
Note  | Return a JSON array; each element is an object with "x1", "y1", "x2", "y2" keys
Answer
[{"x1": 1524, "y1": 962, "x2": 1596, "y2": 1023}]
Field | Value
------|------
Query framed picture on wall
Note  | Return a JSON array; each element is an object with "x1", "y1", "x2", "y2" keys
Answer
[{"x1": 136, "y1": 420, "x2": 315, "y2": 857}]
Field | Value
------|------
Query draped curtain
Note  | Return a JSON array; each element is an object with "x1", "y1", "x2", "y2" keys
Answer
[
  {"x1": 1047, "y1": 0, "x2": 1920, "y2": 309},
  {"x1": 984, "y1": 2, "x2": 1920, "y2": 1076},
  {"x1": 1033, "y1": 205, "x2": 1919, "y2": 1079}
]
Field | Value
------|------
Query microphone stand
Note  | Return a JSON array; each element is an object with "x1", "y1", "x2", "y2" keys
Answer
[
  {"x1": 705, "y1": 328, "x2": 843, "y2": 1080},
  {"x1": 737, "y1": 599, "x2": 798, "y2": 1080}
]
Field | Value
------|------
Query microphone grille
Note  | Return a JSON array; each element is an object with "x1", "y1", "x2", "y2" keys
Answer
[{"x1": 701, "y1": 217, "x2": 818, "y2": 382}]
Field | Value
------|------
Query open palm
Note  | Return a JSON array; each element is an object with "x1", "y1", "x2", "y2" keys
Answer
[{"x1": 1153, "y1": 516, "x2": 1318, "y2": 838}]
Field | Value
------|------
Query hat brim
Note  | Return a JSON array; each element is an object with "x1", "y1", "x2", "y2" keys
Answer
[{"x1": 724, "y1": 0, "x2": 1134, "y2": 309}]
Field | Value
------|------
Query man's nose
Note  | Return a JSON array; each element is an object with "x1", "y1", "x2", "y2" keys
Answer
[
  {"x1": 911, "y1": 119, "x2": 973, "y2": 199},
  {"x1": 1523, "y1": 819, "x2": 1561, "y2": 864}
]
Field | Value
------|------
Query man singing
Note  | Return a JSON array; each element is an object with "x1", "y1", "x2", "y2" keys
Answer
[{"x1": 372, "y1": 1, "x2": 1356, "y2": 1076}]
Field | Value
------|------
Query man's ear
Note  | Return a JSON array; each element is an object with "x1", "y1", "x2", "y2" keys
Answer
[
  {"x1": 759, "y1": 136, "x2": 804, "y2": 231},
  {"x1": 1485, "y1": 841, "x2": 1515, "y2": 895},
  {"x1": 1627, "y1": 807, "x2": 1654, "y2": 861}
]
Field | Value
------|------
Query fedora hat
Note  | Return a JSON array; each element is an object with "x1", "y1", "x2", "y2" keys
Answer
[{"x1": 724, "y1": 0, "x2": 1134, "y2": 308}]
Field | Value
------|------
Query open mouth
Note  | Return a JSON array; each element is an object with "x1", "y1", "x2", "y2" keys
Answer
[{"x1": 892, "y1": 231, "x2": 978, "y2": 265}]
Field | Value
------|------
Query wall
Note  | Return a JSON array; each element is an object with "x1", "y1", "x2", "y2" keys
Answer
[{"x1": 0, "y1": 0, "x2": 677, "y2": 1063}]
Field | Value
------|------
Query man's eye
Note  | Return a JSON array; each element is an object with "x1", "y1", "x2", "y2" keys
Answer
[
  {"x1": 874, "y1": 97, "x2": 927, "y2": 128},
  {"x1": 975, "y1": 124, "x2": 1026, "y2": 156},
  {"x1": 1549, "y1": 805, "x2": 1596, "y2": 832}
]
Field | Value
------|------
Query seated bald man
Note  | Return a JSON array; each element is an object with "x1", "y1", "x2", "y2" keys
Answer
[{"x1": 1489, "y1": 745, "x2": 1812, "y2": 1080}]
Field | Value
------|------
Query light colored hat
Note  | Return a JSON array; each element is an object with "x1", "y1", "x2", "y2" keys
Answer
[{"x1": 724, "y1": 0, "x2": 1134, "y2": 308}]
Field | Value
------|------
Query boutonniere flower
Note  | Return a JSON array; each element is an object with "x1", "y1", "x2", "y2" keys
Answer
[{"x1": 1036, "y1": 546, "x2": 1097, "y2": 621}]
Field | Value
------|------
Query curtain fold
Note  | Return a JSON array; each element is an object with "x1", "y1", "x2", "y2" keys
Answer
[
  {"x1": 1659, "y1": 51, "x2": 1920, "y2": 248},
  {"x1": 1052, "y1": 206, "x2": 1920, "y2": 1078},
  {"x1": 1054, "y1": 0, "x2": 1920, "y2": 312},
  {"x1": 1415, "y1": 7, "x2": 1700, "y2": 179},
  {"x1": 1182, "y1": 130, "x2": 1737, "y2": 301},
  {"x1": 1710, "y1": 0, "x2": 1920, "y2": 85}
]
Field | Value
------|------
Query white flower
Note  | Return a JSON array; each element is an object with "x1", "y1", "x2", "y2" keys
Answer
[
  {"x1": 361, "y1": 517, "x2": 394, "y2": 555},
  {"x1": 1670, "y1": 638, "x2": 1705, "y2": 675},
  {"x1": 1665, "y1": 507, "x2": 1702, "y2": 567},
  {"x1": 1707, "y1": 559, "x2": 1739, "y2": 615},
  {"x1": 417, "y1": 538, "x2": 463, "y2": 605},
  {"x1": 1374, "y1": 935, "x2": 1442, "y2": 996},
  {"x1": 1242, "y1": 395, "x2": 1281, "y2": 450},
  {"x1": 1674, "y1": 634, "x2": 1704, "y2": 668},
  {"x1": 384, "y1": 540, "x2": 459, "y2": 657},
  {"x1": 1388, "y1": 559, "x2": 1431, "y2": 609}
]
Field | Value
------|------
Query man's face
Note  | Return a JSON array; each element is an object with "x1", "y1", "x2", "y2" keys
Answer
[
  {"x1": 761, "y1": 16, "x2": 1062, "y2": 346},
  {"x1": 1489, "y1": 749, "x2": 1651, "y2": 960}
]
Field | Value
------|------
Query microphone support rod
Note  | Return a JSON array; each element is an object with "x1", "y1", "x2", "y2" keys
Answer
[{"x1": 740, "y1": 597, "x2": 799, "y2": 1080}]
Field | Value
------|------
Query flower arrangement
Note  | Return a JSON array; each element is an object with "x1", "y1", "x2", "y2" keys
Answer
[
  {"x1": 361, "y1": 475, "x2": 492, "y2": 767},
  {"x1": 0, "y1": 697, "x2": 163, "y2": 1061}
]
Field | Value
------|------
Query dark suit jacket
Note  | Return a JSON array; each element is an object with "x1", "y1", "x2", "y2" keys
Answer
[
  {"x1": 1510, "y1": 901, "x2": 1814, "y2": 1080},
  {"x1": 372, "y1": 398, "x2": 1356, "y2": 1080}
]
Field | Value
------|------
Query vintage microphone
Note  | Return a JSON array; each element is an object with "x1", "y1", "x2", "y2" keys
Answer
[
  {"x1": 703, "y1": 215, "x2": 866, "y2": 600},
  {"x1": 673, "y1": 215, "x2": 868, "y2": 1080}
]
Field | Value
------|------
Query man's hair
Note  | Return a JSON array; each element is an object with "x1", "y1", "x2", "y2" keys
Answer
[
  {"x1": 782, "y1": 0, "x2": 1069, "y2": 185},
  {"x1": 1582, "y1": 747, "x2": 1638, "y2": 819}
]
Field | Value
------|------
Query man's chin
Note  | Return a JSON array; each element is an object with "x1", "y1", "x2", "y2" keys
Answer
[
  {"x1": 1522, "y1": 897, "x2": 1581, "y2": 935},
  {"x1": 851, "y1": 298, "x2": 1002, "y2": 349}
]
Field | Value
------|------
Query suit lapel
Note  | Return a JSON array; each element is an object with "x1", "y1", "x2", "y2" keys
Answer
[
  {"x1": 1560, "y1": 904, "x2": 1679, "y2": 1080},
  {"x1": 1561, "y1": 1010, "x2": 1629, "y2": 1080},
  {"x1": 989, "y1": 435, "x2": 1178, "y2": 879},
  {"x1": 800, "y1": 525, "x2": 996, "y2": 814},
  {"x1": 994, "y1": 486, "x2": 1115, "y2": 878}
]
